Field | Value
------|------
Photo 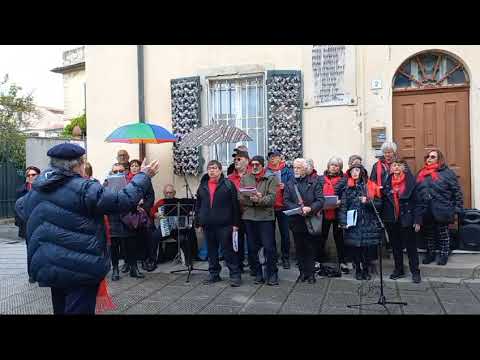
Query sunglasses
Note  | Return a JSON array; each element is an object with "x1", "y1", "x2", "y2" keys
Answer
[
  {"x1": 26, "y1": 173, "x2": 38, "y2": 177},
  {"x1": 112, "y1": 170, "x2": 124, "y2": 174},
  {"x1": 427, "y1": 155, "x2": 437, "y2": 159}
]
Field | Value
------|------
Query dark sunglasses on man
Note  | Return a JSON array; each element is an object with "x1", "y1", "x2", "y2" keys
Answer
[{"x1": 112, "y1": 170, "x2": 124, "y2": 174}]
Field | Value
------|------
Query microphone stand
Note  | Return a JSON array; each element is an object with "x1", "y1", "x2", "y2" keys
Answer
[{"x1": 347, "y1": 182, "x2": 407, "y2": 312}]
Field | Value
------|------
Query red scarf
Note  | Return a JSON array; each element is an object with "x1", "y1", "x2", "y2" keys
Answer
[
  {"x1": 254, "y1": 168, "x2": 266, "y2": 183},
  {"x1": 323, "y1": 175, "x2": 341, "y2": 220},
  {"x1": 26, "y1": 183, "x2": 32, "y2": 191},
  {"x1": 376, "y1": 160, "x2": 390, "y2": 187},
  {"x1": 96, "y1": 216, "x2": 116, "y2": 314},
  {"x1": 417, "y1": 163, "x2": 440, "y2": 183},
  {"x1": 126, "y1": 172, "x2": 135, "y2": 183},
  {"x1": 391, "y1": 173, "x2": 406, "y2": 218},
  {"x1": 208, "y1": 178, "x2": 219, "y2": 207},
  {"x1": 347, "y1": 177, "x2": 380, "y2": 199}
]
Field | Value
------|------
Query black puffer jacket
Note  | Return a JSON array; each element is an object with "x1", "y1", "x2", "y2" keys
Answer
[
  {"x1": 382, "y1": 170, "x2": 420, "y2": 227},
  {"x1": 195, "y1": 174, "x2": 240, "y2": 227},
  {"x1": 414, "y1": 164, "x2": 464, "y2": 224},
  {"x1": 338, "y1": 178, "x2": 383, "y2": 247},
  {"x1": 284, "y1": 175, "x2": 324, "y2": 233}
]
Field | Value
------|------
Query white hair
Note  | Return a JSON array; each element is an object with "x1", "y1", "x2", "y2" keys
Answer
[
  {"x1": 293, "y1": 158, "x2": 308, "y2": 169},
  {"x1": 50, "y1": 156, "x2": 84, "y2": 172},
  {"x1": 381, "y1": 141, "x2": 397, "y2": 154},
  {"x1": 327, "y1": 156, "x2": 344, "y2": 171}
]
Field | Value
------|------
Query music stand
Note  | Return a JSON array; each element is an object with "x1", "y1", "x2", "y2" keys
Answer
[
  {"x1": 161, "y1": 199, "x2": 207, "y2": 282},
  {"x1": 347, "y1": 190, "x2": 407, "y2": 313}
]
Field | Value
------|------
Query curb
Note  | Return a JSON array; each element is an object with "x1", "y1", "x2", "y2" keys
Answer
[{"x1": 0, "y1": 218, "x2": 15, "y2": 225}]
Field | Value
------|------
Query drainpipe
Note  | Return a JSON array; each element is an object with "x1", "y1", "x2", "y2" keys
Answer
[{"x1": 137, "y1": 45, "x2": 146, "y2": 161}]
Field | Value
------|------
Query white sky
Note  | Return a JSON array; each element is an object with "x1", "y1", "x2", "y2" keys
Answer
[{"x1": 0, "y1": 45, "x2": 82, "y2": 109}]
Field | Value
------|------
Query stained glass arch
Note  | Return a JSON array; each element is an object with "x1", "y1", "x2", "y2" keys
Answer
[{"x1": 393, "y1": 51, "x2": 469, "y2": 90}]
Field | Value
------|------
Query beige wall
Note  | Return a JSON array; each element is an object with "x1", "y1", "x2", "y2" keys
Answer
[
  {"x1": 63, "y1": 69, "x2": 86, "y2": 120},
  {"x1": 86, "y1": 45, "x2": 479, "y2": 206}
]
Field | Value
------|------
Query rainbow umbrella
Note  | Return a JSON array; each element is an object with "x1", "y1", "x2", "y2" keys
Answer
[{"x1": 105, "y1": 123, "x2": 177, "y2": 144}]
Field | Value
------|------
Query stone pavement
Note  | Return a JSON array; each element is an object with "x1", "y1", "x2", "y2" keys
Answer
[{"x1": 2, "y1": 232, "x2": 480, "y2": 315}]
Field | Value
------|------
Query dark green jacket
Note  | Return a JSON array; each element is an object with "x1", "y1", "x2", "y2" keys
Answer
[{"x1": 239, "y1": 173, "x2": 278, "y2": 221}]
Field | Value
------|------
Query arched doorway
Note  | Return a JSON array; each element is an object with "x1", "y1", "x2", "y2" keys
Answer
[{"x1": 392, "y1": 50, "x2": 471, "y2": 207}]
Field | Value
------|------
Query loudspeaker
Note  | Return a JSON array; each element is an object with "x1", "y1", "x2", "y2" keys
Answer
[{"x1": 459, "y1": 209, "x2": 480, "y2": 251}]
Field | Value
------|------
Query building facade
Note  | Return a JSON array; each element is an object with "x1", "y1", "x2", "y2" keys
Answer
[{"x1": 85, "y1": 45, "x2": 479, "y2": 208}]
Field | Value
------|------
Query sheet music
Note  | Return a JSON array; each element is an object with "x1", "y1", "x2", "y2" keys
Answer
[
  {"x1": 347, "y1": 210, "x2": 357, "y2": 228},
  {"x1": 105, "y1": 174, "x2": 127, "y2": 191},
  {"x1": 283, "y1": 207, "x2": 303, "y2": 216},
  {"x1": 324, "y1": 195, "x2": 339, "y2": 209}
]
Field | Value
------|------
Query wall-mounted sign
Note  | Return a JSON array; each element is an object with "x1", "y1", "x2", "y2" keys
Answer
[
  {"x1": 371, "y1": 79, "x2": 382, "y2": 90},
  {"x1": 312, "y1": 45, "x2": 356, "y2": 106},
  {"x1": 371, "y1": 127, "x2": 386, "y2": 148}
]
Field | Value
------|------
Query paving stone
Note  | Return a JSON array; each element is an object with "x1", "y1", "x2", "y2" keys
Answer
[
  {"x1": 360, "y1": 305, "x2": 403, "y2": 315},
  {"x1": 443, "y1": 302, "x2": 480, "y2": 314},
  {"x1": 400, "y1": 296, "x2": 444, "y2": 314},
  {"x1": 0, "y1": 288, "x2": 50, "y2": 313},
  {"x1": 279, "y1": 293, "x2": 323, "y2": 314},
  {"x1": 240, "y1": 301, "x2": 283, "y2": 314},
  {"x1": 435, "y1": 291, "x2": 479, "y2": 305},
  {"x1": 124, "y1": 301, "x2": 171, "y2": 314},
  {"x1": 159, "y1": 298, "x2": 210, "y2": 314},
  {"x1": 323, "y1": 292, "x2": 360, "y2": 307},
  {"x1": 200, "y1": 304, "x2": 243, "y2": 315},
  {"x1": 320, "y1": 306, "x2": 359, "y2": 315}
]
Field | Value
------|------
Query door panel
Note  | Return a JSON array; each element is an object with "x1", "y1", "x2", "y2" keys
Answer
[{"x1": 393, "y1": 88, "x2": 471, "y2": 207}]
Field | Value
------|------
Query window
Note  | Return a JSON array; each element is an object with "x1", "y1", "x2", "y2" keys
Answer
[
  {"x1": 393, "y1": 51, "x2": 468, "y2": 90},
  {"x1": 207, "y1": 75, "x2": 266, "y2": 168}
]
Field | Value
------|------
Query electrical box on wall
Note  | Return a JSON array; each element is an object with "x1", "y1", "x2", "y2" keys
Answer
[{"x1": 371, "y1": 127, "x2": 386, "y2": 149}]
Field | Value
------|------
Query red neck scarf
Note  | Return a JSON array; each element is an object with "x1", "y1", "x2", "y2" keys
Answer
[
  {"x1": 26, "y1": 182, "x2": 32, "y2": 191},
  {"x1": 254, "y1": 168, "x2": 266, "y2": 183},
  {"x1": 347, "y1": 177, "x2": 380, "y2": 199},
  {"x1": 208, "y1": 177, "x2": 219, "y2": 207},
  {"x1": 323, "y1": 175, "x2": 342, "y2": 220},
  {"x1": 126, "y1": 172, "x2": 135, "y2": 183},
  {"x1": 391, "y1": 172, "x2": 406, "y2": 218},
  {"x1": 376, "y1": 160, "x2": 390, "y2": 187},
  {"x1": 417, "y1": 163, "x2": 440, "y2": 183}
]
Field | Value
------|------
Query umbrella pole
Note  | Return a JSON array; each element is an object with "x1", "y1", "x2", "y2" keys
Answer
[{"x1": 215, "y1": 144, "x2": 219, "y2": 161}]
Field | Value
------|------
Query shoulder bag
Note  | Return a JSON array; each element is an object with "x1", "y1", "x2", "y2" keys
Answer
[{"x1": 293, "y1": 184, "x2": 323, "y2": 236}]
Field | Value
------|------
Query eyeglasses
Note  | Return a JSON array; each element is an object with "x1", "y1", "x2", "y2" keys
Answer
[
  {"x1": 251, "y1": 163, "x2": 262, "y2": 167},
  {"x1": 427, "y1": 155, "x2": 437, "y2": 160},
  {"x1": 26, "y1": 173, "x2": 37, "y2": 177},
  {"x1": 207, "y1": 167, "x2": 219, "y2": 171},
  {"x1": 112, "y1": 170, "x2": 124, "y2": 174}
]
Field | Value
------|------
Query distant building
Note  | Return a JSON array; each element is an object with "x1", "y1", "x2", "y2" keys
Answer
[
  {"x1": 20, "y1": 105, "x2": 66, "y2": 137},
  {"x1": 51, "y1": 46, "x2": 86, "y2": 121}
]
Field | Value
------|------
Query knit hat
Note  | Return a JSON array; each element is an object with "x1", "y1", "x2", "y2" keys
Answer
[{"x1": 251, "y1": 155, "x2": 265, "y2": 167}]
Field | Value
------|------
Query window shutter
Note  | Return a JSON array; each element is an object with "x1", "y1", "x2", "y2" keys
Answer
[
  {"x1": 171, "y1": 76, "x2": 203, "y2": 176},
  {"x1": 266, "y1": 70, "x2": 303, "y2": 166}
]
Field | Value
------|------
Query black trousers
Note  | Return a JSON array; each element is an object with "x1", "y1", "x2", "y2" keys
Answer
[
  {"x1": 244, "y1": 220, "x2": 277, "y2": 278},
  {"x1": 350, "y1": 246, "x2": 376, "y2": 270},
  {"x1": 112, "y1": 236, "x2": 136, "y2": 266},
  {"x1": 318, "y1": 218, "x2": 345, "y2": 264},
  {"x1": 292, "y1": 231, "x2": 316, "y2": 278},
  {"x1": 205, "y1": 225, "x2": 241, "y2": 279},
  {"x1": 385, "y1": 222, "x2": 420, "y2": 274},
  {"x1": 51, "y1": 284, "x2": 100, "y2": 315}
]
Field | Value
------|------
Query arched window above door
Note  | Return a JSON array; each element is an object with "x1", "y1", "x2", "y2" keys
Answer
[{"x1": 393, "y1": 51, "x2": 469, "y2": 90}]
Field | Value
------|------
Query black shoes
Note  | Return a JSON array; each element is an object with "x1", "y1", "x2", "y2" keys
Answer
[
  {"x1": 28, "y1": 276, "x2": 35, "y2": 284},
  {"x1": 412, "y1": 272, "x2": 422, "y2": 283},
  {"x1": 144, "y1": 260, "x2": 157, "y2": 272},
  {"x1": 306, "y1": 276, "x2": 316, "y2": 284},
  {"x1": 422, "y1": 252, "x2": 436, "y2": 264},
  {"x1": 111, "y1": 266, "x2": 120, "y2": 281},
  {"x1": 121, "y1": 263, "x2": 130, "y2": 273},
  {"x1": 254, "y1": 274, "x2": 265, "y2": 284},
  {"x1": 340, "y1": 263, "x2": 350, "y2": 274},
  {"x1": 355, "y1": 270, "x2": 363, "y2": 281},
  {"x1": 129, "y1": 264, "x2": 145, "y2": 278},
  {"x1": 230, "y1": 278, "x2": 241, "y2": 287},
  {"x1": 390, "y1": 269, "x2": 406, "y2": 280},
  {"x1": 267, "y1": 273, "x2": 279, "y2": 286},
  {"x1": 437, "y1": 255, "x2": 448, "y2": 266},
  {"x1": 282, "y1": 258, "x2": 291, "y2": 269},
  {"x1": 362, "y1": 269, "x2": 372, "y2": 281},
  {"x1": 203, "y1": 275, "x2": 222, "y2": 285}
]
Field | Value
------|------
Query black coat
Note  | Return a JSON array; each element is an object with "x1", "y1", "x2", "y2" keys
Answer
[
  {"x1": 382, "y1": 171, "x2": 420, "y2": 227},
  {"x1": 414, "y1": 164, "x2": 464, "y2": 224},
  {"x1": 284, "y1": 175, "x2": 324, "y2": 233},
  {"x1": 370, "y1": 158, "x2": 411, "y2": 189},
  {"x1": 15, "y1": 184, "x2": 30, "y2": 239},
  {"x1": 338, "y1": 179, "x2": 383, "y2": 247},
  {"x1": 195, "y1": 174, "x2": 240, "y2": 228},
  {"x1": 15, "y1": 168, "x2": 152, "y2": 288}
]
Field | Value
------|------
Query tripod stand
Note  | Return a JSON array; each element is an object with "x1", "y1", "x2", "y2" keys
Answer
[
  {"x1": 164, "y1": 201, "x2": 207, "y2": 282},
  {"x1": 347, "y1": 192, "x2": 407, "y2": 312}
]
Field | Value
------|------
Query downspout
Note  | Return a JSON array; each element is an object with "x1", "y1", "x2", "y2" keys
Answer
[{"x1": 137, "y1": 45, "x2": 146, "y2": 161}]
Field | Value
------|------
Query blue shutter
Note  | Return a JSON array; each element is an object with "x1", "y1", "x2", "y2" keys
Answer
[
  {"x1": 171, "y1": 76, "x2": 203, "y2": 176},
  {"x1": 266, "y1": 70, "x2": 303, "y2": 165}
]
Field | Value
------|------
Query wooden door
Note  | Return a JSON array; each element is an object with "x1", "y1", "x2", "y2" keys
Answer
[{"x1": 393, "y1": 87, "x2": 471, "y2": 207}]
